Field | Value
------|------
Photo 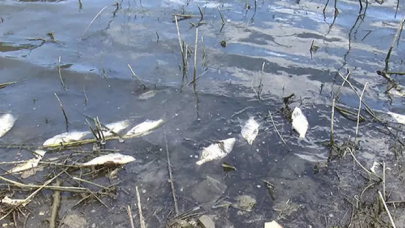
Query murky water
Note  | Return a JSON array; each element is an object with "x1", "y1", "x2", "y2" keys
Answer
[{"x1": 1, "y1": 0, "x2": 405, "y2": 227}]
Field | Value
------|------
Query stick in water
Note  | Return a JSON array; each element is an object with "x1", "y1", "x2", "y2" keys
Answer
[
  {"x1": 58, "y1": 56, "x2": 66, "y2": 90},
  {"x1": 128, "y1": 64, "x2": 147, "y2": 89},
  {"x1": 81, "y1": 5, "x2": 109, "y2": 38},
  {"x1": 127, "y1": 205, "x2": 135, "y2": 228},
  {"x1": 54, "y1": 93, "x2": 69, "y2": 132},
  {"x1": 136, "y1": 186, "x2": 146, "y2": 228}
]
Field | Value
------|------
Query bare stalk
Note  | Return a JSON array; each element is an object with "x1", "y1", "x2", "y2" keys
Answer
[
  {"x1": 330, "y1": 98, "x2": 335, "y2": 145},
  {"x1": 174, "y1": 15, "x2": 187, "y2": 80},
  {"x1": 54, "y1": 93, "x2": 69, "y2": 132},
  {"x1": 127, "y1": 205, "x2": 135, "y2": 228},
  {"x1": 128, "y1": 64, "x2": 147, "y2": 89},
  {"x1": 217, "y1": 7, "x2": 225, "y2": 25},
  {"x1": 385, "y1": 15, "x2": 405, "y2": 71},
  {"x1": 164, "y1": 129, "x2": 179, "y2": 215},
  {"x1": 268, "y1": 111, "x2": 290, "y2": 151},
  {"x1": 136, "y1": 186, "x2": 146, "y2": 228},
  {"x1": 383, "y1": 161, "x2": 386, "y2": 200},
  {"x1": 355, "y1": 82, "x2": 368, "y2": 144},
  {"x1": 193, "y1": 27, "x2": 199, "y2": 88},
  {"x1": 58, "y1": 56, "x2": 66, "y2": 90},
  {"x1": 378, "y1": 191, "x2": 396, "y2": 228},
  {"x1": 81, "y1": 5, "x2": 109, "y2": 38},
  {"x1": 49, "y1": 180, "x2": 61, "y2": 228},
  {"x1": 335, "y1": 70, "x2": 351, "y2": 98}
]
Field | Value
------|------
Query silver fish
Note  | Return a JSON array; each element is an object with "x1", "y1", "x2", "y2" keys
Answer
[
  {"x1": 43, "y1": 131, "x2": 90, "y2": 146},
  {"x1": 292, "y1": 107, "x2": 309, "y2": 138},
  {"x1": 102, "y1": 119, "x2": 130, "y2": 137},
  {"x1": 196, "y1": 138, "x2": 236, "y2": 165},
  {"x1": 0, "y1": 113, "x2": 17, "y2": 137},
  {"x1": 125, "y1": 119, "x2": 164, "y2": 137},
  {"x1": 81, "y1": 153, "x2": 135, "y2": 166},
  {"x1": 241, "y1": 117, "x2": 259, "y2": 145}
]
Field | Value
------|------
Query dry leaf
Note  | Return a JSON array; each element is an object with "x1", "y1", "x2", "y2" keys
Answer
[
  {"x1": 80, "y1": 153, "x2": 135, "y2": 167},
  {"x1": 0, "y1": 113, "x2": 17, "y2": 137},
  {"x1": 241, "y1": 116, "x2": 260, "y2": 145}
]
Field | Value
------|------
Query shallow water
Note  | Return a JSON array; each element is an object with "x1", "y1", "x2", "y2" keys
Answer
[{"x1": 1, "y1": 0, "x2": 405, "y2": 227}]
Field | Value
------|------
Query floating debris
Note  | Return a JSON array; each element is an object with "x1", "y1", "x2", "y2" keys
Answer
[
  {"x1": 8, "y1": 150, "x2": 46, "y2": 174},
  {"x1": 1, "y1": 196, "x2": 27, "y2": 206},
  {"x1": 125, "y1": 119, "x2": 164, "y2": 137},
  {"x1": 198, "y1": 215, "x2": 215, "y2": 228},
  {"x1": 273, "y1": 200, "x2": 302, "y2": 219},
  {"x1": 0, "y1": 113, "x2": 17, "y2": 137},
  {"x1": 370, "y1": 161, "x2": 381, "y2": 174},
  {"x1": 388, "y1": 111, "x2": 405, "y2": 125},
  {"x1": 241, "y1": 116, "x2": 260, "y2": 145},
  {"x1": 292, "y1": 107, "x2": 309, "y2": 138},
  {"x1": 264, "y1": 221, "x2": 283, "y2": 228},
  {"x1": 43, "y1": 131, "x2": 90, "y2": 146},
  {"x1": 232, "y1": 195, "x2": 256, "y2": 212},
  {"x1": 80, "y1": 153, "x2": 135, "y2": 167},
  {"x1": 192, "y1": 175, "x2": 227, "y2": 205},
  {"x1": 196, "y1": 138, "x2": 236, "y2": 165},
  {"x1": 103, "y1": 119, "x2": 130, "y2": 137}
]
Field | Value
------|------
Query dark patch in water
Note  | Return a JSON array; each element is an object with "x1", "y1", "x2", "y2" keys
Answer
[
  {"x1": 0, "y1": 42, "x2": 36, "y2": 52},
  {"x1": 296, "y1": 32, "x2": 342, "y2": 42}
]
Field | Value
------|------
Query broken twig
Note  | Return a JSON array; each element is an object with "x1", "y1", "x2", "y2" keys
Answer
[{"x1": 136, "y1": 186, "x2": 146, "y2": 228}]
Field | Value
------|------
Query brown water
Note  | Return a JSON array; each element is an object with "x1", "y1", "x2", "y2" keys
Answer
[{"x1": 1, "y1": 0, "x2": 405, "y2": 227}]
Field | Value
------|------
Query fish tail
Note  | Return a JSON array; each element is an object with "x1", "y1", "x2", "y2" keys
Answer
[{"x1": 196, "y1": 160, "x2": 204, "y2": 166}]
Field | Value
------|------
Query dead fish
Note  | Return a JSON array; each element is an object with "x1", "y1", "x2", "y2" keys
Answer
[
  {"x1": 241, "y1": 117, "x2": 260, "y2": 145},
  {"x1": 295, "y1": 152, "x2": 327, "y2": 163},
  {"x1": 43, "y1": 131, "x2": 90, "y2": 146},
  {"x1": 264, "y1": 221, "x2": 283, "y2": 228},
  {"x1": 8, "y1": 150, "x2": 46, "y2": 174},
  {"x1": 196, "y1": 138, "x2": 236, "y2": 166},
  {"x1": 102, "y1": 120, "x2": 130, "y2": 137},
  {"x1": 139, "y1": 90, "x2": 157, "y2": 100},
  {"x1": 0, "y1": 113, "x2": 17, "y2": 137},
  {"x1": 80, "y1": 153, "x2": 135, "y2": 166},
  {"x1": 292, "y1": 107, "x2": 308, "y2": 138},
  {"x1": 388, "y1": 111, "x2": 405, "y2": 125},
  {"x1": 125, "y1": 119, "x2": 164, "y2": 137}
]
